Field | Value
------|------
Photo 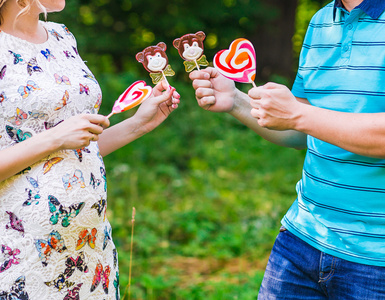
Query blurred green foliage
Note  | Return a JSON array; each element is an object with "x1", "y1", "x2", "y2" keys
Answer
[
  {"x1": 50, "y1": 0, "x2": 278, "y2": 76},
  {"x1": 49, "y1": 0, "x2": 329, "y2": 298}
]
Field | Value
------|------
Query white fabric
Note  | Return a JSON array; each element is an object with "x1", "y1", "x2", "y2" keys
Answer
[{"x1": 0, "y1": 21, "x2": 119, "y2": 300}]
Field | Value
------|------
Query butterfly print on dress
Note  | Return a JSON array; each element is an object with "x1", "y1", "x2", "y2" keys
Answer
[
  {"x1": 44, "y1": 274, "x2": 74, "y2": 292},
  {"x1": 101, "y1": 167, "x2": 107, "y2": 192},
  {"x1": 90, "y1": 262, "x2": 111, "y2": 294},
  {"x1": 94, "y1": 93, "x2": 102, "y2": 109},
  {"x1": 0, "y1": 92, "x2": 7, "y2": 104},
  {"x1": 0, "y1": 245, "x2": 21, "y2": 273},
  {"x1": 63, "y1": 51, "x2": 75, "y2": 59},
  {"x1": 43, "y1": 157, "x2": 63, "y2": 174},
  {"x1": 91, "y1": 198, "x2": 106, "y2": 220},
  {"x1": 7, "y1": 108, "x2": 28, "y2": 126},
  {"x1": 103, "y1": 226, "x2": 111, "y2": 250},
  {"x1": 82, "y1": 69, "x2": 97, "y2": 84},
  {"x1": 62, "y1": 25, "x2": 72, "y2": 36},
  {"x1": 63, "y1": 283, "x2": 83, "y2": 300},
  {"x1": 49, "y1": 29, "x2": 63, "y2": 41},
  {"x1": 75, "y1": 228, "x2": 97, "y2": 250},
  {"x1": 5, "y1": 211, "x2": 25, "y2": 236},
  {"x1": 62, "y1": 169, "x2": 86, "y2": 191},
  {"x1": 113, "y1": 272, "x2": 120, "y2": 300},
  {"x1": 55, "y1": 90, "x2": 70, "y2": 111},
  {"x1": 0, "y1": 275, "x2": 29, "y2": 300},
  {"x1": 28, "y1": 111, "x2": 48, "y2": 120},
  {"x1": 48, "y1": 195, "x2": 85, "y2": 227},
  {"x1": 45, "y1": 252, "x2": 88, "y2": 291},
  {"x1": 113, "y1": 248, "x2": 118, "y2": 269},
  {"x1": 54, "y1": 73, "x2": 71, "y2": 85},
  {"x1": 8, "y1": 51, "x2": 23, "y2": 64},
  {"x1": 24, "y1": 176, "x2": 40, "y2": 206},
  {"x1": 73, "y1": 147, "x2": 90, "y2": 162},
  {"x1": 35, "y1": 230, "x2": 67, "y2": 266},
  {"x1": 44, "y1": 120, "x2": 63, "y2": 130},
  {"x1": 26, "y1": 58, "x2": 43, "y2": 76},
  {"x1": 72, "y1": 46, "x2": 79, "y2": 55},
  {"x1": 16, "y1": 167, "x2": 31, "y2": 176},
  {"x1": 0, "y1": 65, "x2": 6, "y2": 80},
  {"x1": 18, "y1": 80, "x2": 40, "y2": 98},
  {"x1": 79, "y1": 83, "x2": 89, "y2": 95},
  {"x1": 63, "y1": 252, "x2": 89, "y2": 277},
  {"x1": 6, "y1": 126, "x2": 32, "y2": 144},
  {"x1": 41, "y1": 49, "x2": 56, "y2": 61},
  {"x1": 90, "y1": 172, "x2": 101, "y2": 189}
]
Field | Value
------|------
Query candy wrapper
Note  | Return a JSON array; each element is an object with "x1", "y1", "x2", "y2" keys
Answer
[
  {"x1": 213, "y1": 38, "x2": 257, "y2": 87},
  {"x1": 173, "y1": 31, "x2": 209, "y2": 72},
  {"x1": 136, "y1": 42, "x2": 175, "y2": 86},
  {"x1": 106, "y1": 81, "x2": 152, "y2": 118}
]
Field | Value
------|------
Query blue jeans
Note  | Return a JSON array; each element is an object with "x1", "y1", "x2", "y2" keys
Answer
[{"x1": 258, "y1": 229, "x2": 385, "y2": 299}]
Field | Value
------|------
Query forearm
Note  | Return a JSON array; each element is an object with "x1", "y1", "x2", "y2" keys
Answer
[
  {"x1": 229, "y1": 89, "x2": 307, "y2": 149},
  {"x1": 97, "y1": 117, "x2": 147, "y2": 157},
  {"x1": 0, "y1": 131, "x2": 58, "y2": 182},
  {"x1": 295, "y1": 104, "x2": 385, "y2": 158}
]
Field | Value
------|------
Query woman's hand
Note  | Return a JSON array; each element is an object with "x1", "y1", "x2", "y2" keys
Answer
[
  {"x1": 132, "y1": 80, "x2": 180, "y2": 134},
  {"x1": 49, "y1": 114, "x2": 110, "y2": 150},
  {"x1": 0, "y1": 114, "x2": 110, "y2": 181}
]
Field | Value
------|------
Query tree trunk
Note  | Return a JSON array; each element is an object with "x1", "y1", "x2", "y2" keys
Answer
[{"x1": 251, "y1": 0, "x2": 298, "y2": 82}]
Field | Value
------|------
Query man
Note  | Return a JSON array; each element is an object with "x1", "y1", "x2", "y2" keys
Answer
[{"x1": 190, "y1": 0, "x2": 385, "y2": 298}]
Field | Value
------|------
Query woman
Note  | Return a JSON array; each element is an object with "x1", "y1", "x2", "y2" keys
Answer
[{"x1": 0, "y1": 0, "x2": 180, "y2": 299}]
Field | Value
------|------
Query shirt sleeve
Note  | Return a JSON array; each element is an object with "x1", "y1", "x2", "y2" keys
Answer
[
  {"x1": 291, "y1": 72, "x2": 307, "y2": 99},
  {"x1": 291, "y1": 13, "x2": 316, "y2": 100}
]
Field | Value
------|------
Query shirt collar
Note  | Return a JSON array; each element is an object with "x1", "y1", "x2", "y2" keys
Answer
[{"x1": 334, "y1": 0, "x2": 385, "y2": 20}]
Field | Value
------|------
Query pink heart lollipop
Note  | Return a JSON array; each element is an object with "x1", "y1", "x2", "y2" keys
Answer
[
  {"x1": 106, "y1": 80, "x2": 152, "y2": 118},
  {"x1": 213, "y1": 38, "x2": 257, "y2": 87}
]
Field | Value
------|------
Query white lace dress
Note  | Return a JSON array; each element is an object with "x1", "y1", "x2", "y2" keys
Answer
[{"x1": 0, "y1": 22, "x2": 119, "y2": 300}]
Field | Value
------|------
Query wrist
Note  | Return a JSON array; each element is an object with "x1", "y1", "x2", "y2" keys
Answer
[
  {"x1": 228, "y1": 89, "x2": 249, "y2": 116},
  {"x1": 124, "y1": 116, "x2": 149, "y2": 137},
  {"x1": 292, "y1": 101, "x2": 310, "y2": 133},
  {"x1": 40, "y1": 128, "x2": 63, "y2": 152}
]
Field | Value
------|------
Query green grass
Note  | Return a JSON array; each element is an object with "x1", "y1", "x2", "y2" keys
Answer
[{"x1": 98, "y1": 76, "x2": 306, "y2": 299}]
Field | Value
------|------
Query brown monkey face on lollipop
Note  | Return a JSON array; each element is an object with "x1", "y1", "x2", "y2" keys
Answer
[
  {"x1": 173, "y1": 31, "x2": 206, "y2": 61},
  {"x1": 136, "y1": 42, "x2": 175, "y2": 85},
  {"x1": 136, "y1": 42, "x2": 169, "y2": 73},
  {"x1": 173, "y1": 31, "x2": 209, "y2": 73}
]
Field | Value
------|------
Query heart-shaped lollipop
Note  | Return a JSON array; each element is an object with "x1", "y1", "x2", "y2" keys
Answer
[
  {"x1": 107, "y1": 80, "x2": 152, "y2": 118},
  {"x1": 213, "y1": 38, "x2": 256, "y2": 87}
]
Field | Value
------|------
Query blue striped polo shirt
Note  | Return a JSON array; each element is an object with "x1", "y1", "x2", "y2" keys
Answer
[{"x1": 282, "y1": 0, "x2": 385, "y2": 266}]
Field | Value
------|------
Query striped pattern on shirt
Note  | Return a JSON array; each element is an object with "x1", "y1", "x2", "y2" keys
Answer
[{"x1": 284, "y1": 1, "x2": 385, "y2": 266}]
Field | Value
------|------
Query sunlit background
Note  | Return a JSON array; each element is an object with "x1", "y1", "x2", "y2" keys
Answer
[{"x1": 50, "y1": 0, "x2": 328, "y2": 298}]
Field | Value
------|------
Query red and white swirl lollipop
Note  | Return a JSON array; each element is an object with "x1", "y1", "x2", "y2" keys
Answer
[
  {"x1": 106, "y1": 80, "x2": 152, "y2": 118},
  {"x1": 213, "y1": 38, "x2": 257, "y2": 87}
]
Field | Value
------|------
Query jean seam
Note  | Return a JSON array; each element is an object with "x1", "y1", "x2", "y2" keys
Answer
[{"x1": 319, "y1": 256, "x2": 336, "y2": 282}]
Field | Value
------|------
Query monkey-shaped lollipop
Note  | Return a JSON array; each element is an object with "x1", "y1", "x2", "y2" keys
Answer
[
  {"x1": 136, "y1": 42, "x2": 175, "y2": 86},
  {"x1": 173, "y1": 31, "x2": 209, "y2": 73}
]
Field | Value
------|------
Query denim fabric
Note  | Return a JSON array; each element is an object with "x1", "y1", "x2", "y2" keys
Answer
[{"x1": 258, "y1": 229, "x2": 385, "y2": 300}]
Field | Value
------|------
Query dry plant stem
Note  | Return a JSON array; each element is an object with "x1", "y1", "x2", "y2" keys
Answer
[{"x1": 128, "y1": 207, "x2": 136, "y2": 300}]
